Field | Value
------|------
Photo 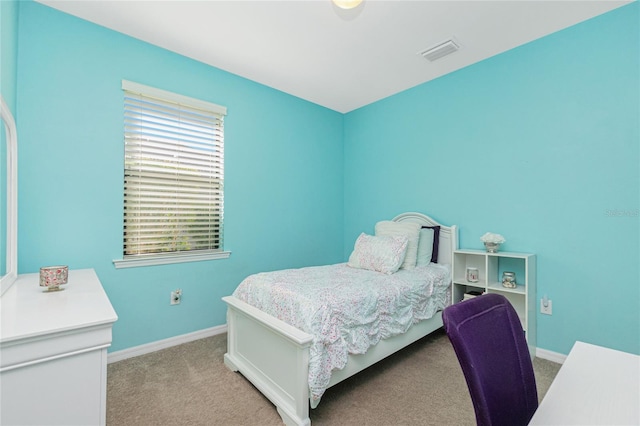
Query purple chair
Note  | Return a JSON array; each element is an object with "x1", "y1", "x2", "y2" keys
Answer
[{"x1": 442, "y1": 293, "x2": 538, "y2": 426}]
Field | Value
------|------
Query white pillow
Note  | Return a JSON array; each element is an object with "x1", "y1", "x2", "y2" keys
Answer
[
  {"x1": 374, "y1": 221, "x2": 421, "y2": 270},
  {"x1": 416, "y1": 227, "x2": 435, "y2": 267},
  {"x1": 348, "y1": 233, "x2": 408, "y2": 274}
]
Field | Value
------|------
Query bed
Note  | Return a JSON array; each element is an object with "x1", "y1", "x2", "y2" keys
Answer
[{"x1": 222, "y1": 212, "x2": 458, "y2": 426}]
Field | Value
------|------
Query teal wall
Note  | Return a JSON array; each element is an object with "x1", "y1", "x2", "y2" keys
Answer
[
  {"x1": 344, "y1": 3, "x2": 639, "y2": 355},
  {"x1": 0, "y1": 0, "x2": 19, "y2": 277},
  {"x1": 10, "y1": 1, "x2": 639, "y2": 356},
  {"x1": 15, "y1": 1, "x2": 344, "y2": 351},
  {"x1": 0, "y1": 0, "x2": 18, "y2": 107}
]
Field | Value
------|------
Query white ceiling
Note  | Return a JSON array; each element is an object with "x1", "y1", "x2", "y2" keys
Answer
[{"x1": 37, "y1": 0, "x2": 631, "y2": 113}]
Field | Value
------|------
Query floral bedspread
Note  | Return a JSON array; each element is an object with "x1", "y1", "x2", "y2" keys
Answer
[{"x1": 232, "y1": 262, "x2": 451, "y2": 406}]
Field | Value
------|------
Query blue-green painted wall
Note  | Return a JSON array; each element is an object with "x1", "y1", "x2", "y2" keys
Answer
[
  {"x1": 0, "y1": 0, "x2": 18, "y2": 107},
  {"x1": 11, "y1": 1, "x2": 639, "y2": 356},
  {"x1": 15, "y1": 1, "x2": 344, "y2": 351},
  {"x1": 0, "y1": 0, "x2": 19, "y2": 277},
  {"x1": 344, "y1": 3, "x2": 639, "y2": 355}
]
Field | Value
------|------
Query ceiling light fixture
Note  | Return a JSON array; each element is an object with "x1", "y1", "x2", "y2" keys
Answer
[{"x1": 332, "y1": 0, "x2": 363, "y2": 10}]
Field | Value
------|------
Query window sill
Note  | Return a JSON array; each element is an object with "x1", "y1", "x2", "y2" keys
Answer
[{"x1": 113, "y1": 251, "x2": 231, "y2": 269}]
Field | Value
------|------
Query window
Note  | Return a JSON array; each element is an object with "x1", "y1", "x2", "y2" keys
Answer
[{"x1": 113, "y1": 81, "x2": 229, "y2": 268}]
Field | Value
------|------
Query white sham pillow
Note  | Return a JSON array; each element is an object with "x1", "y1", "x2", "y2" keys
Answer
[
  {"x1": 374, "y1": 221, "x2": 421, "y2": 270},
  {"x1": 347, "y1": 233, "x2": 408, "y2": 274},
  {"x1": 416, "y1": 227, "x2": 435, "y2": 267}
]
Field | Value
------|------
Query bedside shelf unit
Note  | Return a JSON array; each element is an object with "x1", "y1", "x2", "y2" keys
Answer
[{"x1": 452, "y1": 249, "x2": 536, "y2": 356}]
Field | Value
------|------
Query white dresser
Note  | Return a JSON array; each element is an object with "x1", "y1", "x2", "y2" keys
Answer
[{"x1": 0, "y1": 269, "x2": 117, "y2": 426}]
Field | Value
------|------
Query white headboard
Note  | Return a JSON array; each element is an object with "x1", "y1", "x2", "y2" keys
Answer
[{"x1": 392, "y1": 212, "x2": 458, "y2": 266}]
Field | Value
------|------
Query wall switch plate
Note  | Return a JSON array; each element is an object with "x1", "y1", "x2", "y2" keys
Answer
[{"x1": 541, "y1": 298, "x2": 552, "y2": 315}]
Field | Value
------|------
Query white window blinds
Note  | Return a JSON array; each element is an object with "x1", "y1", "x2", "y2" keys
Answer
[{"x1": 122, "y1": 81, "x2": 226, "y2": 258}]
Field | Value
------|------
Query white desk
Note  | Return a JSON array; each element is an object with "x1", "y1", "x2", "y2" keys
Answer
[{"x1": 529, "y1": 341, "x2": 640, "y2": 425}]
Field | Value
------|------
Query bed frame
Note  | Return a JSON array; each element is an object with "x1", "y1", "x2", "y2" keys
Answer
[{"x1": 222, "y1": 212, "x2": 458, "y2": 426}]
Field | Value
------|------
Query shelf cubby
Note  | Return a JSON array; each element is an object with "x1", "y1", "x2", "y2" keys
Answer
[{"x1": 452, "y1": 249, "x2": 536, "y2": 357}]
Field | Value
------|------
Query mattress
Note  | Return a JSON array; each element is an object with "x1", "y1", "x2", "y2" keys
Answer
[{"x1": 232, "y1": 262, "x2": 451, "y2": 404}]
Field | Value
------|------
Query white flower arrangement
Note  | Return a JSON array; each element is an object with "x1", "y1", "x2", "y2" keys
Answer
[{"x1": 480, "y1": 232, "x2": 506, "y2": 244}]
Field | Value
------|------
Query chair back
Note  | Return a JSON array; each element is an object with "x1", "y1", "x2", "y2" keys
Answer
[{"x1": 443, "y1": 293, "x2": 538, "y2": 426}]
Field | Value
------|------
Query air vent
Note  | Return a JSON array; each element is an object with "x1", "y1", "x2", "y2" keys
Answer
[{"x1": 420, "y1": 39, "x2": 460, "y2": 62}]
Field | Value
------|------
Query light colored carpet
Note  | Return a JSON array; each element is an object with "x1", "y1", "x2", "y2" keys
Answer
[{"x1": 107, "y1": 329, "x2": 560, "y2": 426}]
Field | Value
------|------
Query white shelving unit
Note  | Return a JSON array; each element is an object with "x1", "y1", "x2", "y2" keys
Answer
[{"x1": 452, "y1": 249, "x2": 536, "y2": 357}]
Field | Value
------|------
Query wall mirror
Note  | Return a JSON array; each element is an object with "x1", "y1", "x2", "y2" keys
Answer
[{"x1": 1, "y1": 95, "x2": 18, "y2": 296}]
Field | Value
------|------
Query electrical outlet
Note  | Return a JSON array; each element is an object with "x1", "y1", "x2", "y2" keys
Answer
[
  {"x1": 540, "y1": 298, "x2": 552, "y2": 315},
  {"x1": 171, "y1": 289, "x2": 182, "y2": 305}
]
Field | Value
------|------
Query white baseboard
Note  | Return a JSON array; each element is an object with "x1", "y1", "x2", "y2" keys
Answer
[
  {"x1": 107, "y1": 324, "x2": 228, "y2": 364},
  {"x1": 107, "y1": 324, "x2": 567, "y2": 366},
  {"x1": 535, "y1": 347, "x2": 567, "y2": 364}
]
